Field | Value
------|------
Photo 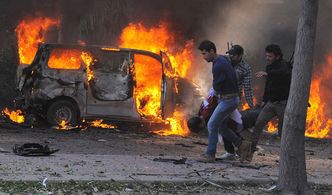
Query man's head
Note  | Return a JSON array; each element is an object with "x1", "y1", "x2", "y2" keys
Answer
[
  {"x1": 227, "y1": 45, "x2": 244, "y2": 64},
  {"x1": 198, "y1": 40, "x2": 217, "y2": 62},
  {"x1": 265, "y1": 44, "x2": 283, "y2": 65},
  {"x1": 187, "y1": 116, "x2": 205, "y2": 133}
]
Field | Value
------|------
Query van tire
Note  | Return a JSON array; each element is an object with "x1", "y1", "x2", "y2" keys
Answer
[{"x1": 47, "y1": 100, "x2": 79, "y2": 126}]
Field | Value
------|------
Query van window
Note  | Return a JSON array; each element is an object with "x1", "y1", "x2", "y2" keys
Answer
[
  {"x1": 89, "y1": 51, "x2": 133, "y2": 101},
  {"x1": 48, "y1": 48, "x2": 82, "y2": 70},
  {"x1": 91, "y1": 51, "x2": 129, "y2": 74}
]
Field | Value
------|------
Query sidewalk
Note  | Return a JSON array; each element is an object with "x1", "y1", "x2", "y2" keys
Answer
[{"x1": 0, "y1": 152, "x2": 330, "y2": 186}]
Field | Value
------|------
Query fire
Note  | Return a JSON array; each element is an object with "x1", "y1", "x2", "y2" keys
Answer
[
  {"x1": 242, "y1": 103, "x2": 250, "y2": 111},
  {"x1": 133, "y1": 54, "x2": 162, "y2": 118},
  {"x1": 15, "y1": 17, "x2": 60, "y2": 64},
  {"x1": 47, "y1": 49, "x2": 94, "y2": 80},
  {"x1": 48, "y1": 49, "x2": 82, "y2": 70},
  {"x1": 267, "y1": 120, "x2": 278, "y2": 132},
  {"x1": 119, "y1": 22, "x2": 193, "y2": 136},
  {"x1": 2, "y1": 108, "x2": 25, "y2": 124},
  {"x1": 305, "y1": 55, "x2": 332, "y2": 138},
  {"x1": 57, "y1": 120, "x2": 69, "y2": 130},
  {"x1": 119, "y1": 22, "x2": 193, "y2": 77},
  {"x1": 153, "y1": 110, "x2": 190, "y2": 136},
  {"x1": 241, "y1": 93, "x2": 258, "y2": 110},
  {"x1": 90, "y1": 120, "x2": 117, "y2": 129},
  {"x1": 168, "y1": 40, "x2": 194, "y2": 77},
  {"x1": 81, "y1": 52, "x2": 94, "y2": 81}
]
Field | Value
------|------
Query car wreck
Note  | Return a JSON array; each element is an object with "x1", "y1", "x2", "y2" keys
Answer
[{"x1": 15, "y1": 43, "x2": 201, "y2": 126}]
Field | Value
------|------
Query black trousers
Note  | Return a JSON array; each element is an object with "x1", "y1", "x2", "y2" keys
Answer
[{"x1": 223, "y1": 135, "x2": 235, "y2": 153}]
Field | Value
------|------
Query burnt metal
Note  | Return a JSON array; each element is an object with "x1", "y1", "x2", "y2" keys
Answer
[{"x1": 13, "y1": 143, "x2": 59, "y2": 156}]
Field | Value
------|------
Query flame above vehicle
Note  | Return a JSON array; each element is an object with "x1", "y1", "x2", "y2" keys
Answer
[
  {"x1": 119, "y1": 22, "x2": 194, "y2": 78},
  {"x1": 119, "y1": 22, "x2": 192, "y2": 136},
  {"x1": 15, "y1": 17, "x2": 60, "y2": 65}
]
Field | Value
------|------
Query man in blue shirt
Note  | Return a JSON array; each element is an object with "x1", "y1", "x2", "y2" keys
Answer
[{"x1": 197, "y1": 40, "x2": 252, "y2": 163}]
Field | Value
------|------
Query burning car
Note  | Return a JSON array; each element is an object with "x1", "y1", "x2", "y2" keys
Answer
[{"x1": 15, "y1": 43, "x2": 201, "y2": 126}]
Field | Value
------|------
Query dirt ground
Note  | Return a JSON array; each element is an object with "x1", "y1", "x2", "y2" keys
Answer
[{"x1": 0, "y1": 122, "x2": 331, "y2": 194}]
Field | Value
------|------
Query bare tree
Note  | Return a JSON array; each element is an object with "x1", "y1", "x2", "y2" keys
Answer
[{"x1": 278, "y1": 0, "x2": 319, "y2": 194}]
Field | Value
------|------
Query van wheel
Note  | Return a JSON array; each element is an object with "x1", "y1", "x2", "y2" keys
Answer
[{"x1": 47, "y1": 100, "x2": 78, "y2": 126}]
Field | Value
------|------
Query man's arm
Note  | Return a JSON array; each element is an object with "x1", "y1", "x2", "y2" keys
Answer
[{"x1": 243, "y1": 65, "x2": 254, "y2": 108}]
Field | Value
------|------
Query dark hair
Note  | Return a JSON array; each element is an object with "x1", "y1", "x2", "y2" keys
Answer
[
  {"x1": 187, "y1": 116, "x2": 204, "y2": 133},
  {"x1": 198, "y1": 40, "x2": 217, "y2": 53},
  {"x1": 265, "y1": 44, "x2": 283, "y2": 59},
  {"x1": 227, "y1": 45, "x2": 244, "y2": 55}
]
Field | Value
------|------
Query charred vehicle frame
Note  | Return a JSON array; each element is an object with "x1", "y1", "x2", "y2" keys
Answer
[{"x1": 15, "y1": 43, "x2": 200, "y2": 126}]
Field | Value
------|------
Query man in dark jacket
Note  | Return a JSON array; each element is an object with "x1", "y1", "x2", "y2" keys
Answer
[{"x1": 249, "y1": 44, "x2": 291, "y2": 161}]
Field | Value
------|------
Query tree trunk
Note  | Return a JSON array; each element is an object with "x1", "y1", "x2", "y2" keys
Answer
[{"x1": 278, "y1": 0, "x2": 319, "y2": 194}]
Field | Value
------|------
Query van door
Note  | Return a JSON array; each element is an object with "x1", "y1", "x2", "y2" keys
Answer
[
  {"x1": 161, "y1": 51, "x2": 176, "y2": 118},
  {"x1": 86, "y1": 50, "x2": 139, "y2": 119}
]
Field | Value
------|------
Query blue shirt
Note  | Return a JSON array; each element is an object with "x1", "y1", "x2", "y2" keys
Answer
[{"x1": 212, "y1": 55, "x2": 239, "y2": 96}]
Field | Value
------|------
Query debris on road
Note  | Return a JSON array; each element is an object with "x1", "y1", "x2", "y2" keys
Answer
[{"x1": 13, "y1": 143, "x2": 59, "y2": 156}]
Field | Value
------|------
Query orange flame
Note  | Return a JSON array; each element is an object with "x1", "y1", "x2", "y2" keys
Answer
[
  {"x1": 133, "y1": 54, "x2": 162, "y2": 118},
  {"x1": 15, "y1": 17, "x2": 60, "y2": 64},
  {"x1": 47, "y1": 48, "x2": 94, "y2": 80},
  {"x1": 90, "y1": 120, "x2": 117, "y2": 129},
  {"x1": 305, "y1": 55, "x2": 332, "y2": 138},
  {"x1": 48, "y1": 48, "x2": 81, "y2": 70},
  {"x1": 56, "y1": 120, "x2": 69, "y2": 130},
  {"x1": 267, "y1": 120, "x2": 278, "y2": 132},
  {"x1": 241, "y1": 103, "x2": 250, "y2": 111},
  {"x1": 119, "y1": 22, "x2": 194, "y2": 77},
  {"x1": 153, "y1": 110, "x2": 190, "y2": 136},
  {"x1": 119, "y1": 22, "x2": 193, "y2": 136},
  {"x1": 81, "y1": 52, "x2": 94, "y2": 81},
  {"x1": 2, "y1": 108, "x2": 25, "y2": 124}
]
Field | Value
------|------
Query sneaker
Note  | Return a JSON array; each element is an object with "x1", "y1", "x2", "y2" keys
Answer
[
  {"x1": 219, "y1": 152, "x2": 236, "y2": 160},
  {"x1": 237, "y1": 140, "x2": 252, "y2": 162},
  {"x1": 197, "y1": 153, "x2": 215, "y2": 163}
]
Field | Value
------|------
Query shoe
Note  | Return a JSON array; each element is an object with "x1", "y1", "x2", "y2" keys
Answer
[
  {"x1": 237, "y1": 140, "x2": 252, "y2": 162},
  {"x1": 197, "y1": 153, "x2": 215, "y2": 163},
  {"x1": 219, "y1": 152, "x2": 236, "y2": 160}
]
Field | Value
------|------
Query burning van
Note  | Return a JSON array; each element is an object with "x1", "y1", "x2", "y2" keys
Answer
[{"x1": 15, "y1": 43, "x2": 200, "y2": 126}]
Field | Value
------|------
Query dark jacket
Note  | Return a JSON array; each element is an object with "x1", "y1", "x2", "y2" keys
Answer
[
  {"x1": 263, "y1": 59, "x2": 291, "y2": 102},
  {"x1": 212, "y1": 55, "x2": 239, "y2": 96}
]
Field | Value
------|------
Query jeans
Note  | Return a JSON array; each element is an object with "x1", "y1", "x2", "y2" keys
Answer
[
  {"x1": 206, "y1": 96, "x2": 240, "y2": 155},
  {"x1": 251, "y1": 100, "x2": 287, "y2": 151}
]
